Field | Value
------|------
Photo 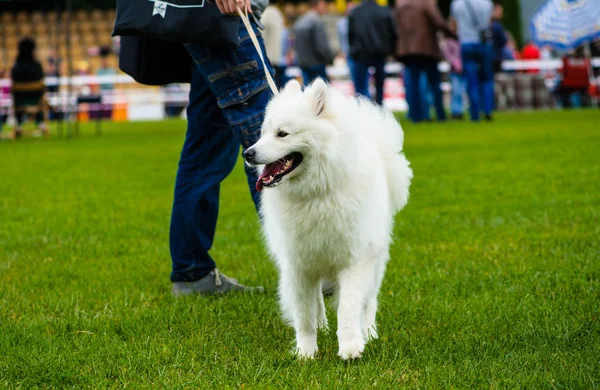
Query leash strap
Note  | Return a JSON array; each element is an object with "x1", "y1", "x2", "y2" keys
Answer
[{"x1": 237, "y1": 5, "x2": 279, "y2": 95}]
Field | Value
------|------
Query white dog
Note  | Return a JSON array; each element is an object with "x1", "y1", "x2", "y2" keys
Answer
[{"x1": 244, "y1": 78, "x2": 413, "y2": 359}]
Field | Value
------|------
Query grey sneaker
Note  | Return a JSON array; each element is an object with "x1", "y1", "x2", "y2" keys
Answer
[{"x1": 172, "y1": 269, "x2": 264, "y2": 296}]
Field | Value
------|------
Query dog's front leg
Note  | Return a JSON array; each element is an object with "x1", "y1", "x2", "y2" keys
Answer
[
  {"x1": 337, "y1": 261, "x2": 377, "y2": 360},
  {"x1": 283, "y1": 270, "x2": 320, "y2": 359}
]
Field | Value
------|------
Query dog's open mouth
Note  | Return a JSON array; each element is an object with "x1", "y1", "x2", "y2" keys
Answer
[{"x1": 256, "y1": 152, "x2": 303, "y2": 192}]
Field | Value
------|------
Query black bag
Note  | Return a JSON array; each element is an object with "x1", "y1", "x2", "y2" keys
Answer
[
  {"x1": 113, "y1": 0, "x2": 240, "y2": 48},
  {"x1": 119, "y1": 36, "x2": 192, "y2": 85},
  {"x1": 464, "y1": 0, "x2": 493, "y2": 45}
]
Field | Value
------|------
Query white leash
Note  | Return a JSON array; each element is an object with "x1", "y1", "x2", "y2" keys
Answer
[{"x1": 237, "y1": 5, "x2": 279, "y2": 95}]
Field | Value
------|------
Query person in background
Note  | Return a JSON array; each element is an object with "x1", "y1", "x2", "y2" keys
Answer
[
  {"x1": 96, "y1": 47, "x2": 116, "y2": 92},
  {"x1": 440, "y1": 35, "x2": 465, "y2": 120},
  {"x1": 521, "y1": 41, "x2": 541, "y2": 74},
  {"x1": 45, "y1": 57, "x2": 62, "y2": 121},
  {"x1": 491, "y1": 0, "x2": 507, "y2": 73},
  {"x1": 294, "y1": 0, "x2": 334, "y2": 85},
  {"x1": 450, "y1": 0, "x2": 494, "y2": 122},
  {"x1": 95, "y1": 47, "x2": 117, "y2": 119},
  {"x1": 502, "y1": 31, "x2": 519, "y2": 62},
  {"x1": 348, "y1": 0, "x2": 396, "y2": 105},
  {"x1": 395, "y1": 0, "x2": 456, "y2": 123},
  {"x1": 261, "y1": 4, "x2": 286, "y2": 88},
  {"x1": 11, "y1": 37, "x2": 47, "y2": 138},
  {"x1": 338, "y1": 3, "x2": 369, "y2": 98},
  {"x1": 556, "y1": 47, "x2": 591, "y2": 108}
]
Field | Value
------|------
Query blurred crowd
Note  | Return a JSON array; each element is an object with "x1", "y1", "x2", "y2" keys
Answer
[
  {"x1": 262, "y1": 0, "x2": 600, "y2": 123},
  {"x1": 1, "y1": 1, "x2": 599, "y2": 138}
]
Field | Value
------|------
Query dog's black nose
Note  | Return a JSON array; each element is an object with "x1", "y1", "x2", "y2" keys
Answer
[{"x1": 243, "y1": 148, "x2": 256, "y2": 161}]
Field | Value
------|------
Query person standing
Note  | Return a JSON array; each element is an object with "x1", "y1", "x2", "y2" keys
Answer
[
  {"x1": 348, "y1": 0, "x2": 396, "y2": 105},
  {"x1": 11, "y1": 38, "x2": 47, "y2": 138},
  {"x1": 491, "y1": 0, "x2": 508, "y2": 73},
  {"x1": 337, "y1": 3, "x2": 366, "y2": 97},
  {"x1": 451, "y1": 0, "x2": 494, "y2": 121},
  {"x1": 440, "y1": 36, "x2": 465, "y2": 119},
  {"x1": 294, "y1": 0, "x2": 334, "y2": 85},
  {"x1": 117, "y1": 0, "x2": 272, "y2": 294},
  {"x1": 261, "y1": 4, "x2": 287, "y2": 88},
  {"x1": 394, "y1": 0, "x2": 456, "y2": 123}
]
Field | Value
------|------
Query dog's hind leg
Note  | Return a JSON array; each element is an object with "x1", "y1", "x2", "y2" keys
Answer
[
  {"x1": 337, "y1": 261, "x2": 378, "y2": 360},
  {"x1": 282, "y1": 270, "x2": 321, "y2": 359},
  {"x1": 316, "y1": 280, "x2": 328, "y2": 330},
  {"x1": 362, "y1": 260, "x2": 386, "y2": 341}
]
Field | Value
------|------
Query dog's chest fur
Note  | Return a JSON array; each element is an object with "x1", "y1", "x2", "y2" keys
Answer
[{"x1": 263, "y1": 191, "x2": 364, "y2": 274}]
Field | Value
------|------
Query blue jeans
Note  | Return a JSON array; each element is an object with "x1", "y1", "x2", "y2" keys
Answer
[
  {"x1": 419, "y1": 72, "x2": 433, "y2": 121},
  {"x1": 170, "y1": 23, "x2": 274, "y2": 282},
  {"x1": 461, "y1": 43, "x2": 494, "y2": 121},
  {"x1": 352, "y1": 58, "x2": 385, "y2": 105},
  {"x1": 449, "y1": 72, "x2": 465, "y2": 115},
  {"x1": 301, "y1": 64, "x2": 328, "y2": 86},
  {"x1": 403, "y1": 56, "x2": 446, "y2": 123}
]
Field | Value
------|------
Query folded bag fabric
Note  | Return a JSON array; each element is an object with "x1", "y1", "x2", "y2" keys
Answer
[{"x1": 113, "y1": 0, "x2": 240, "y2": 48}]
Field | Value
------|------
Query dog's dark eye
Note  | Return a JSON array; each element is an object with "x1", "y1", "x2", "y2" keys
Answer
[{"x1": 277, "y1": 130, "x2": 289, "y2": 138}]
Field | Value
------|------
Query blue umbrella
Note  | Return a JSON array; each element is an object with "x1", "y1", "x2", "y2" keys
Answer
[{"x1": 530, "y1": 0, "x2": 600, "y2": 52}]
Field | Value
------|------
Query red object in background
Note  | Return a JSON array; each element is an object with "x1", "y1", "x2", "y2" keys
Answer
[
  {"x1": 561, "y1": 56, "x2": 590, "y2": 89},
  {"x1": 521, "y1": 43, "x2": 541, "y2": 73}
]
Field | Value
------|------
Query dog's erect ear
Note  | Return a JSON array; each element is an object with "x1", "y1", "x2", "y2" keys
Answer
[
  {"x1": 282, "y1": 79, "x2": 302, "y2": 94},
  {"x1": 308, "y1": 78, "x2": 328, "y2": 117}
]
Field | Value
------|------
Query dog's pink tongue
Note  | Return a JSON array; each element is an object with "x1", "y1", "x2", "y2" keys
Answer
[{"x1": 256, "y1": 163, "x2": 276, "y2": 192}]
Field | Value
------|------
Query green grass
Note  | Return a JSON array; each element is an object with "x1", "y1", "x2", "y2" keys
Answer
[{"x1": 1, "y1": 111, "x2": 599, "y2": 388}]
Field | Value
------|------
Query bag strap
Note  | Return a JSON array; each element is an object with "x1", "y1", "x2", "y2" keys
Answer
[
  {"x1": 237, "y1": 5, "x2": 279, "y2": 95},
  {"x1": 463, "y1": 0, "x2": 481, "y2": 31}
]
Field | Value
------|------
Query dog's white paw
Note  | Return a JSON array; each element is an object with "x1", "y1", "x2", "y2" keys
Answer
[
  {"x1": 338, "y1": 338, "x2": 365, "y2": 360},
  {"x1": 362, "y1": 325, "x2": 378, "y2": 341},
  {"x1": 295, "y1": 343, "x2": 318, "y2": 359}
]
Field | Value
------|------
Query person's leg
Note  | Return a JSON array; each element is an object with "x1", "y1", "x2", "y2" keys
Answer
[
  {"x1": 169, "y1": 63, "x2": 240, "y2": 283},
  {"x1": 481, "y1": 44, "x2": 495, "y2": 118},
  {"x1": 462, "y1": 43, "x2": 481, "y2": 121},
  {"x1": 403, "y1": 59, "x2": 421, "y2": 123},
  {"x1": 185, "y1": 22, "x2": 274, "y2": 210},
  {"x1": 419, "y1": 72, "x2": 431, "y2": 121},
  {"x1": 424, "y1": 58, "x2": 446, "y2": 121},
  {"x1": 171, "y1": 22, "x2": 273, "y2": 289},
  {"x1": 317, "y1": 64, "x2": 329, "y2": 83},
  {"x1": 373, "y1": 59, "x2": 386, "y2": 105},
  {"x1": 450, "y1": 72, "x2": 465, "y2": 117},
  {"x1": 301, "y1": 67, "x2": 314, "y2": 86},
  {"x1": 351, "y1": 59, "x2": 369, "y2": 99}
]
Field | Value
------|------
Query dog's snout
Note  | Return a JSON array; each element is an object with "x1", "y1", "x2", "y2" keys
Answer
[{"x1": 243, "y1": 148, "x2": 257, "y2": 163}]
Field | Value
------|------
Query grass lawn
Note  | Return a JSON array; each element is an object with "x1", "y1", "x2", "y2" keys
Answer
[{"x1": 1, "y1": 111, "x2": 599, "y2": 388}]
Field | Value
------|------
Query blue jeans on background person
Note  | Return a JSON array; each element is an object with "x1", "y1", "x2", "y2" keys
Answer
[
  {"x1": 403, "y1": 56, "x2": 446, "y2": 123},
  {"x1": 352, "y1": 58, "x2": 385, "y2": 104},
  {"x1": 301, "y1": 64, "x2": 328, "y2": 86},
  {"x1": 170, "y1": 22, "x2": 274, "y2": 282},
  {"x1": 347, "y1": 56, "x2": 371, "y2": 99},
  {"x1": 419, "y1": 72, "x2": 433, "y2": 121},
  {"x1": 449, "y1": 72, "x2": 465, "y2": 117},
  {"x1": 461, "y1": 43, "x2": 494, "y2": 121}
]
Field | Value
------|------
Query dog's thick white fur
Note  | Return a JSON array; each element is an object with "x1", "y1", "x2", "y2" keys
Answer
[{"x1": 246, "y1": 78, "x2": 412, "y2": 360}]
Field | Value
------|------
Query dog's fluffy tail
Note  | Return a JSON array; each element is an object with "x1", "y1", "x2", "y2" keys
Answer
[{"x1": 357, "y1": 99, "x2": 413, "y2": 212}]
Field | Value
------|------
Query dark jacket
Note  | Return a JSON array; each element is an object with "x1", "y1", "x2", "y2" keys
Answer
[
  {"x1": 293, "y1": 10, "x2": 334, "y2": 67},
  {"x1": 492, "y1": 20, "x2": 507, "y2": 62},
  {"x1": 394, "y1": 0, "x2": 456, "y2": 60},
  {"x1": 348, "y1": 0, "x2": 397, "y2": 62},
  {"x1": 11, "y1": 60, "x2": 44, "y2": 106}
]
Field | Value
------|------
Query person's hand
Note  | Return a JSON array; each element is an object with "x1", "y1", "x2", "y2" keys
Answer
[{"x1": 214, "y1": 0, "x2": 252, "y2": 15}]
